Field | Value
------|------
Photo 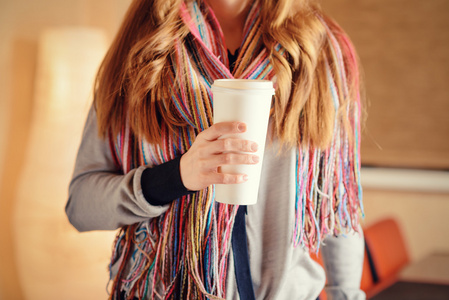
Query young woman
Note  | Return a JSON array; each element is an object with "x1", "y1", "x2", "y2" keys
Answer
[{"x1": 66, "y1": 0, "x2": 366, "y2": 299}]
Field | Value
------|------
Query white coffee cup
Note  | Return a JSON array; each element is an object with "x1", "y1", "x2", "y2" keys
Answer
[{"x1": 212, "y1": 79, "x2": 275, "y2": 205}]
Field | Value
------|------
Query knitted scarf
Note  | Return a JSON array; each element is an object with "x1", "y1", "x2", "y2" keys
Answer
[{"x1": 108, "y1": 1, "x2": 363, "y2": 299}]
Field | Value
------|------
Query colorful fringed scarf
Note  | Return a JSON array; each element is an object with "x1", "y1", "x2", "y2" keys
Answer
[{"x1": 108, "y1": 1, "x2": 363, "y2": 299}]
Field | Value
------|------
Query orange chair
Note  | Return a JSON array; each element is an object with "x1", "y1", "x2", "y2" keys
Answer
[
  {"x1": 363, "y1": 217, "x2": 410, "y2": 283},
  {"x1": 312, "y1": 246, "x2": 373, "y2": 300},
  {"x1": 360, "y1": 249, "x2": 375, "y2": 293},
  {"x1": 312, "y1": 219, "x2": 409, "y2": 300}
]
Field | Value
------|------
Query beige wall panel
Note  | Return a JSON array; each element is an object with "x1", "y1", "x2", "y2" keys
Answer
[{"x1": 0, "y1": 1, "x2": 131, "y2": 299}]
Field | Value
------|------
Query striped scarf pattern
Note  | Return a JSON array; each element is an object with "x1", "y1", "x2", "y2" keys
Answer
[{"x1": 108, "y1": 1, "x2": 363, "y2": 299}]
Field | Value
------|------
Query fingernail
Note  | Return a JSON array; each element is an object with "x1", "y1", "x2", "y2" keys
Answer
[
  {"x1": 243, "y1": 175, "x2": 249, "y2": 181},
  {"x1": 251, "y1": 143, "x2": 258, "y2": 151},
  {"x1": 237, "y1": 123, "x2": 246, "y2": 132},
  {"x1": 252, "y1": 156, "x2": 260, "y2": 163}
]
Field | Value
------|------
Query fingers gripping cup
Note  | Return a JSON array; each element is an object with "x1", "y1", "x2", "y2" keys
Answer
[{"x1": 212, "y1": 79, "x2": 275, "y2": 205}]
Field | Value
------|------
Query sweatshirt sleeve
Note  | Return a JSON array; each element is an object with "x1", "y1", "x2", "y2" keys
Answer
[
  {"x1": 65, "y1": 106, "x2": 170, "y2": 232},
  {"x1": 321, "y1": 230, "x2": 367, "y2": 300}
]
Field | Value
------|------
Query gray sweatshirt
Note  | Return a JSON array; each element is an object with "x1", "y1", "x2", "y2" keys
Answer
[{"x1": 66, "y1": 107, "x2": 366, "y2": 300}]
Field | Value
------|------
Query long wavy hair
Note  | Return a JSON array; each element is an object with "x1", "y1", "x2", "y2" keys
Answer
[{"x1": 94, "y1": 0, "x2": 362, "y2": 149}]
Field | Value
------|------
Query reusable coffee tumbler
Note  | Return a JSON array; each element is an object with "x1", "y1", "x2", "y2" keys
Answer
[{"x1": 212, "y1": 79, "x2": 275, "y2": 205}]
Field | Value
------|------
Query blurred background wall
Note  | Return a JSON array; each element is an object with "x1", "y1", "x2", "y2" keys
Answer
[
  {"x1": 322, "y1": 0, "x2": 449, "y2": 262},
  {"x1": 0, "y1": 0, "x2": 448, "y2": 299},
  {"x1": 0, "y1": 1, "x2": 131, "y2": 299}
]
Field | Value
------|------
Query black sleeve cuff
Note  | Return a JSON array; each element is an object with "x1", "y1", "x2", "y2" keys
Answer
[{"x1": 141, "y1": 156, "x2": 194, "y2": 206}]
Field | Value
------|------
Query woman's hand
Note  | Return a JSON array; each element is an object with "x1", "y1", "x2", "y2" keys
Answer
[{"x1": 180, "y1": 122, "x2": 259, "y2": 191}]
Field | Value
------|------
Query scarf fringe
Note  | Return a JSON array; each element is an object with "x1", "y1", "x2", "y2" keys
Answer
[{"x1": 108, "y1": 2, "x2": 363, "y2": 299}]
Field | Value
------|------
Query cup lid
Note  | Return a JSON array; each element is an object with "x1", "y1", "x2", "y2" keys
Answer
[{"x1": 212, "y1": 79, "x2": 274, "y2": 90}]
